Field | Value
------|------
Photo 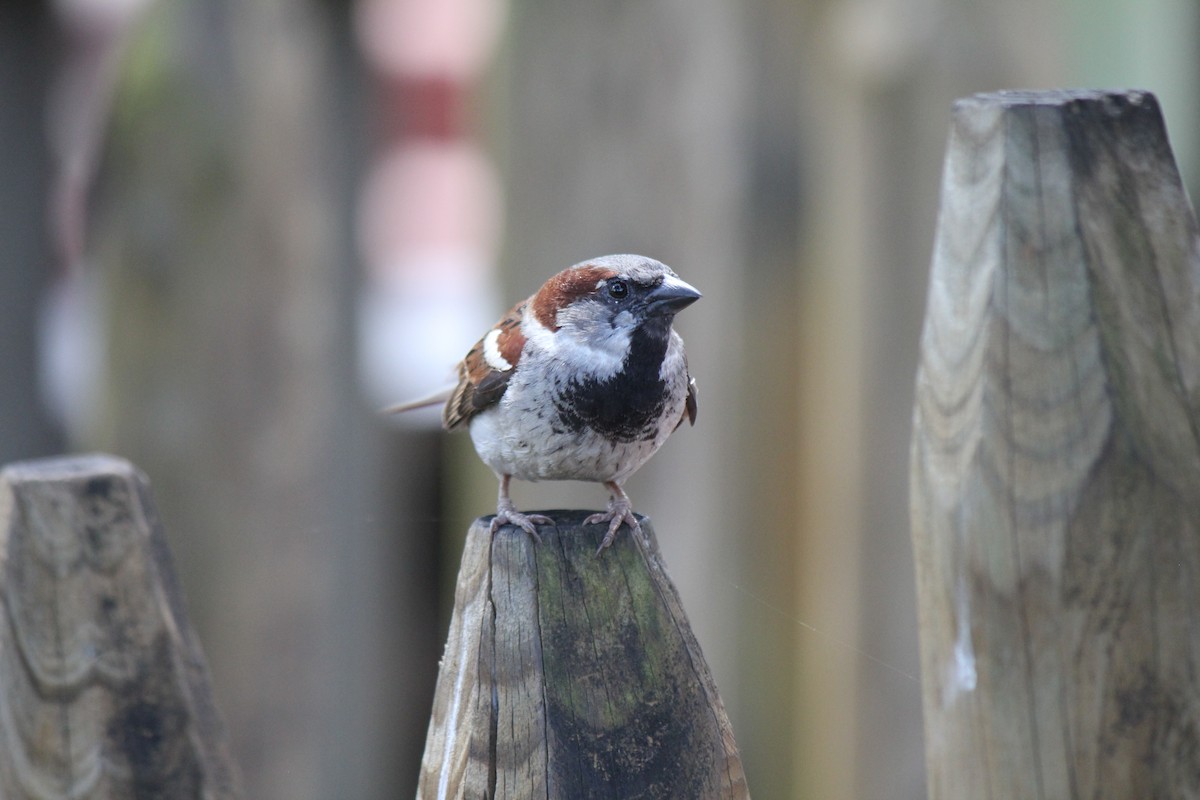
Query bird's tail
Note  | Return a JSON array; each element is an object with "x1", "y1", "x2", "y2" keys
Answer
[{"x1": 380, "y1": 385, "x2": 454, "y2": 415}]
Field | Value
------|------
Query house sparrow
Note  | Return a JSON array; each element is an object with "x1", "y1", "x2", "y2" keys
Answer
[{"x1": 387, "y1": 254, "x2": 700, "y2": 552}]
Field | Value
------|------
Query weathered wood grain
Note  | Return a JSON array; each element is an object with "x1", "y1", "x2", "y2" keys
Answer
[
  {"x1": 418, "y1": 512, "x2": 748, "y2": 799},
  {"x1": 911, "y1": 89, "x2": 1200, "y2": 799},
  {"x1": 0, "y1": 454, "x2": 242, "y2": 799}
]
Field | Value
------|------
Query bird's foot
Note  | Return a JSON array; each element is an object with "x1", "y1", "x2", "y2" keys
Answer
[
  {"x1": 490, "y1": 507, "x2": 553, "y2": 543},
  {"x1": 585, "y1": 498, "x2": 642, "y2": 554}
]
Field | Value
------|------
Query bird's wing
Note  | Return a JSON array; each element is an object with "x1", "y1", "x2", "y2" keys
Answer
[
  {"x1": 676, "y1": 374, "x2": 698, "y2": 430},
  {"x1": 443, "y1": 301, "x2": 528, "y2": 430}
]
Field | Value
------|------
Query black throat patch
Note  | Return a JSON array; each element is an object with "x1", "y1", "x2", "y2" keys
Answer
[{"x1": 555, "y1": 316, "x2": 673, "y2": 442}]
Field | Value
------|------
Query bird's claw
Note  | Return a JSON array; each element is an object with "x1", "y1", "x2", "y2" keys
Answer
[
  {"x1": 585, "y1": 503, "x2": 642, "y2": 554},
  {"x1": 490, "y1": 510, "x2": 553, "y2": 543}
]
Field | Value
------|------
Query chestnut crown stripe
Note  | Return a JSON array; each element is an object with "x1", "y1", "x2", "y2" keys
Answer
[{"x1": 531, "y1": 265, "x2": 618, "y2": 331}]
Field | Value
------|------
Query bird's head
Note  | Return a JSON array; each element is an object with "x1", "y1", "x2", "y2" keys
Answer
[{"x1": 526, "y1": 255, "x2": 700, "y2": 375}]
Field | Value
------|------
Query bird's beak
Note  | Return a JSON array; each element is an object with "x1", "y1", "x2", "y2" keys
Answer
[{"x1": 647, "y1": 275, "x2": 702, "y2": 316}]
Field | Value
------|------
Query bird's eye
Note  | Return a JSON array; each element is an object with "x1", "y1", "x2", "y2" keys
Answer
[{"x1": 607, "y1": 279, "x2": 629, "y2": 299}]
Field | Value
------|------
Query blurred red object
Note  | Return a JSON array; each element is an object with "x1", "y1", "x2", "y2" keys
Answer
[{"x1": 353, "y1": 0, "x2": 508, "y2": 420}]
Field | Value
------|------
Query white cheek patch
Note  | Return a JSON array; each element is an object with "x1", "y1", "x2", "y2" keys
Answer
[
  {"x1": 526, "y1": 299, "x2": 628, "y2": 378},
  {"x1": 612, "y1": 310, "x2": 634, "y2": 328},
  {"x1": 482, "y1": 328, "x2": 514, "y2": 371}
]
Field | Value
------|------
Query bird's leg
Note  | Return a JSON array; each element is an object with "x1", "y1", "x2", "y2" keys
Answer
[
  {"x1": 490, "y1": 474, "x2": 552, "y2": 543},
  {"x1": 585, "y1": 481, "x2": 643, "y2": 553}
]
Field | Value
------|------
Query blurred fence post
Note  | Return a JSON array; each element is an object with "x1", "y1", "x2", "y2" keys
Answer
[
  {"x1": 93, "y1": 2, "x2": 430, "y2": 796},
  {"x1": 417, "y1": 512, "x2": 749, "y2": 799},
  {"x1": 911, "y1": 89, "x2": 1200, "y2": 798},
  {"x1": 0, "y1": 454, "x2": 242, "y2": 799}
]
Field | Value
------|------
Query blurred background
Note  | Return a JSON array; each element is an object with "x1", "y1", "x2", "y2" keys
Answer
[{"x1": 1, "y1": 0, "x2": 1197, "y2": 797}]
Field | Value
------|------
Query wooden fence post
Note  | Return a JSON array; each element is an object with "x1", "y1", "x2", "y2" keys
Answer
[
  {"x1": 417, "y1": 511, "x2": 748, "y2": 799},
  {"x1": 911, "y1": 89, "x2": 1200, "y2": 798},
  {"x1": 0, "y1": 454, "x2": 242, "y2": 799}
]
